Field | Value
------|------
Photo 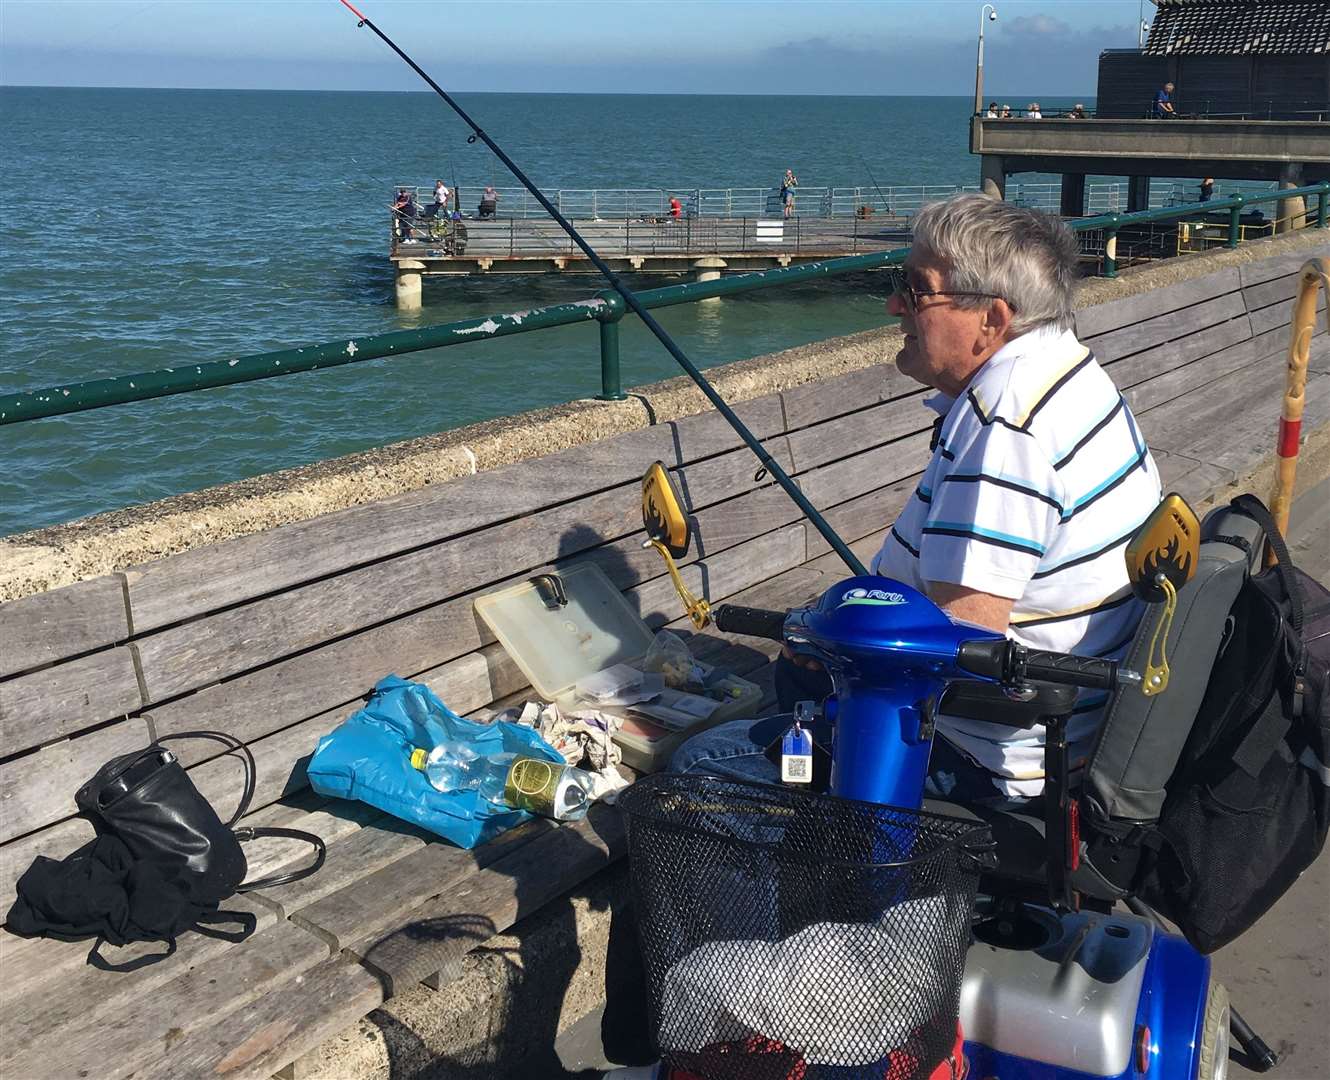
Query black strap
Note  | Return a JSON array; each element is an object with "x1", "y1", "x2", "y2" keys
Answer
[
  {"x1": 1230, "y1": 494, "x2": 1304, "y2": 632},
  {"x1": 233, "y1": 827, "x2": 327, "y2": 892},
  {"x1": 87, "y1": 933, "x2": 177, "y2": 973},
  {"x1": 155, "y1": 730, "x2": 256, "y2": 827}
]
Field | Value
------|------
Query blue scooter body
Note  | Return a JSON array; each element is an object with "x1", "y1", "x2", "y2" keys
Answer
[{"x1": 780, "y1": 576, "x2": 1214, "y2": 1080}]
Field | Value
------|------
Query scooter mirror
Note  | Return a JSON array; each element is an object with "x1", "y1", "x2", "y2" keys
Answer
[
  {"x1": 642, "y1": 461, "x2": 691, "y2": 559},
  {"x1": 1125, "y1": 492, "x2": 1200, "y2": 602}
]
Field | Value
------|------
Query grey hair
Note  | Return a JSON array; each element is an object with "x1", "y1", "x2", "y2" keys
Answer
[{"x1": 909, "y1": 193, "x2": 1081, "y2": 335}]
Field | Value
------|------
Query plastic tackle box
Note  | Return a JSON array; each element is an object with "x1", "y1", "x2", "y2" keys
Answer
[{"x1": 474, "y1": 563, "x2": 761, "y2": 772}]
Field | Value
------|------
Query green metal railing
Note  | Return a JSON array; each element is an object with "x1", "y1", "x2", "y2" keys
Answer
[{"x1": 3, "y1": 182, "x2": 1326, "y2": 426}]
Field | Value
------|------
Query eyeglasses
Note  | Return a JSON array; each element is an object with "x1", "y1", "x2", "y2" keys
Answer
[{"x1": 891, "y1": 279, "x2": 1006, "y2": 315}]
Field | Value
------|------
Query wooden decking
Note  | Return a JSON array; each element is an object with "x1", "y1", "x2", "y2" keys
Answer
[
  {"x1": 392, "y1": 215, "x2": 910, "y2": 274},
  {"x1": 0, "y1": 244, "x2": 1326, "y2": 1079}
]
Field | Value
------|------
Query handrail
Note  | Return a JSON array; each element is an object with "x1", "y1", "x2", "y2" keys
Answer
[{"x1": 3, "y1": 182, "x2": 1327, "y2": 427}]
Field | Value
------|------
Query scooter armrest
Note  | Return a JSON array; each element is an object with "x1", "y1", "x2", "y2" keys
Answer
[{"x1": 939, "y1": 681, "x2": 1078, "y2": 729}]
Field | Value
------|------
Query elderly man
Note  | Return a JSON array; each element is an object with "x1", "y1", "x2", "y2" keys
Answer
[{"x1": 673, "y1": 195, "x2": 1162, "y2": 806}]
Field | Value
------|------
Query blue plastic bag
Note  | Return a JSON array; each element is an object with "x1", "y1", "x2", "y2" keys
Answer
[{"x1": 306, "y1": 675, "x2": 565, "y2": 849}]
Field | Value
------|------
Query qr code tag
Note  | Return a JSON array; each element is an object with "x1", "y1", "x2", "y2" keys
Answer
[{"x1": 780, "y1": 724, "x2": 813, "y2": 784}]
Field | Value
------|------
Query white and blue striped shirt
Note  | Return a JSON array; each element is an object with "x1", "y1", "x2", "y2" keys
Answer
[{"x1": 871, "y1": 325, "x2": 1162, "y2": 796}]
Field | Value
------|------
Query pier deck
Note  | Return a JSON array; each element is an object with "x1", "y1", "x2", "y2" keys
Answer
[{"x1": 391, "y1": 214, "x2": 911, "y2": 276}]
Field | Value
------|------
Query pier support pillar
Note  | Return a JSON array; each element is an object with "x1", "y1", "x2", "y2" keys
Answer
[
  {"x1": 1060, "y1": 174, "x2": 1086, "y2": 217},
  {"x1": 692, "y1": 257, "x2": 727, "y2": 300},
  {"x1": 395, "y1": 261, "x2": 424, "y2": 311},
  {"x1": 1127, "y1": 176, "x2": 1150, "y2": 213},
  {"x1": 980, "y1": 155, "x2": 1005, "y2": 200},
  {"x1": 1277, "y1": 163, "x2": 1306, "y2": 233}
]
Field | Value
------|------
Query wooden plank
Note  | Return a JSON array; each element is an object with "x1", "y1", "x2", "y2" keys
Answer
[
  {"x1": 1084, "y1": 292, "x2": 1247, "y2": 366},
  {"x1": 132, "y1": 439, "x2": 786, "y2": 704},
  {"x1": 349, "y1": 802, "x2": 627, "y2": 998},
  {"x1": 804, "y1": 476, "x2": 919, "y2": 562},
  {"x1": 1074, "y1": 268, "x2": 1241, "y2": 340},
  {"x1": 799, "y1": 431, "x2": 933, "y2": 511},
  {"x1": 1247, "y1": 289, "x2": 1326, "y2": 337},
  {"x1": 0, "y1": 893, "x2": 277, "y2": 1059},
  {"x1": 0, "y1": 718, "x2": 152, "y2": 843},
  {"x1": 1122, "y1": 331, "x2": 1263, "y2": 416},
  {"x1": 779, "y1": 361, "x2": 921, "y2": 430},
  {"x1": 122, "y1": 396, "x2": 784, "y2": 633},
  {"x1": 0, "y1": 645, "x2": 144, "y2": 758},
  {"x1": 240, "y1": 797, "x2": 381, "y2": 884},
  {"x1": 1103, "y1": 315, "x2": 1252, "y2": 394},
  {"x1": 806, "y1": 526, "x2": 892, "y2": 578},
  {"x1": 786, "y1": 396, "x2": 935, "y2": 474},
  {"x1": 1, "y1": 919, "x2": 329, "y2": 1080},
  {"x1": 0, "y1": 574, "x2": 129, "y2": 678},
  {"x1": 1152, "y1": 449, "x2": 1235, "y2": 502},
  {"x1": 1140, "y1": 363, "x2": 1330, "y2": 480},
  {"x1": 135, "y1": 954, "x2": 384, "y2": 1080},
  {"x1": 253, "y1": 817, "x2": 431, "y2": 918},
  {"x1": 292, "y1": 817, "x2": 555, "y2": 953},
  {"x1": 1238, "y1": 249, "x2": 1330, "y2": 288}
]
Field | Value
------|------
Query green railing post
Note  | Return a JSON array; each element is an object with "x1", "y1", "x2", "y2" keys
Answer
[
  {"x1": 595, "y1": 290, "x2": 627, "y2": 401},
  {"x1": 1227, "y1": 195, "x2": 1244, "y2": 248},
  {"x1": 1103, "y1": 216, "x2": 1119, "y2": 278}
]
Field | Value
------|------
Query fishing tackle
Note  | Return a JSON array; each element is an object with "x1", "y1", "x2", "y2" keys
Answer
[{"x1": 335, "y1": 0, "x2": 867, "y2": 576}]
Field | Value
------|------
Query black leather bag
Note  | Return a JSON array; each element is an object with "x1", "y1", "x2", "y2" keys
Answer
[
  {"x1": 75, "y1": 730, "x2": 325, "y2": 901},
  {"x1": 9, "y1": 730, "x2": 324, "y2": 967}
]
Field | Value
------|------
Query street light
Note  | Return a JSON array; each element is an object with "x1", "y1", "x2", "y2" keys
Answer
[{"x1": 975, "y1": 5, "x2": 998, "y2": 118}]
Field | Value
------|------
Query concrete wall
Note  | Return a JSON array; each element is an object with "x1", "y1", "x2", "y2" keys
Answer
[{"x1": 2, "y1": 228, "x2": 1327, "y2": 604}]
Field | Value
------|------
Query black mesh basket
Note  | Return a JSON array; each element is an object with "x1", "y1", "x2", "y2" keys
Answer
[{"x1": 618, "y1": 773, "x2": 995, "y2": 1080}]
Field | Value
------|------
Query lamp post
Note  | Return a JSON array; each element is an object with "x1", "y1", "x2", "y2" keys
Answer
[{"x1": 975, "y1": 5, "x2": 998, "y2": 117}]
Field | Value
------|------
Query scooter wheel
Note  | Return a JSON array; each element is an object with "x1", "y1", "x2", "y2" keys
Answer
[{"x1": 1197, "y1": 980, "x2": 1231, "y2": 1080}]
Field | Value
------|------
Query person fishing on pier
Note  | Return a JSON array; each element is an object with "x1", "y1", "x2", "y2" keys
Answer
[{"x1": 781, "y1": 169, "x2": 798, "y2": 218}]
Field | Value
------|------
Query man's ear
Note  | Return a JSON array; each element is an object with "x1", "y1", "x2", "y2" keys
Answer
[{"x1": 981, "y1": 298, "x2": 1016, "y2": 345}]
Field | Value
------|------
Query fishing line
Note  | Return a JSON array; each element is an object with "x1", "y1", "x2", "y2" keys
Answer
[
  {"x1": 860, "y1": 157, "x2": 891, "y2": 215},
  {"x1": 335, "y1": 0, "x2": 866, "y2": 576}
]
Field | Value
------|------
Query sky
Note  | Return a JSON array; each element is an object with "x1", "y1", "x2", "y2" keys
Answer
[{"x1": 0, "y1": 0, "x2": 1153, "y2": 95}]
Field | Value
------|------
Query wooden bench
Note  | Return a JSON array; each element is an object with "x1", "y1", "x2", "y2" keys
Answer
[{"x1": 1, "y1": 242, "x2": 1326, "y2": 1080}]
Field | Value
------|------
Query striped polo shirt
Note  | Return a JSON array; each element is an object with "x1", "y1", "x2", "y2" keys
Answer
[{"x1": 871, "y1": 325, "x2": 1162, "y2": 797}]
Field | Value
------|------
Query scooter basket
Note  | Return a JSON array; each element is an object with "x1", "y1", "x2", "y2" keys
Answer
[{"x1": 619, "y1": 773, "x2": 993, "y2": 1080}]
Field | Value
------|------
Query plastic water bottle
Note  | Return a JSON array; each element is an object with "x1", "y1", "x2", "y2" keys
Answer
[{"x1": 410, "y1": 743, "x2": 595, "y2": 821}]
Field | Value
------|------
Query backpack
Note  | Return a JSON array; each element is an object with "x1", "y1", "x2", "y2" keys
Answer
[{"x1": 1132, "y1": 495, "x2": 1330, "y2": 953}]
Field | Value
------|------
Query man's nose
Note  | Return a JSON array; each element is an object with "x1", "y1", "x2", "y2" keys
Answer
[{"x1": 885, "y1": 291, "x2": 906, "y2": 317}]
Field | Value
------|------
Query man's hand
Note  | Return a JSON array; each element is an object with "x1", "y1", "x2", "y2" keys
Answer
[
  {"x1": 781, "y1": 644, "x2": 823, "y2": 671},
  {"x1": 927, "y1": 582, "x2": 1014, "y2": 633}
]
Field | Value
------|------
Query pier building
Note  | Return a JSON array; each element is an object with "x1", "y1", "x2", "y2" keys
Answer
[{"x1": 973, "y1": 0, "x2": 1329, "y2": 223}]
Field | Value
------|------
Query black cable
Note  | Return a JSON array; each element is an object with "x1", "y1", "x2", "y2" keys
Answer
[{"x1": 336, "y1": 0, "x2": 867, "y2": 578}]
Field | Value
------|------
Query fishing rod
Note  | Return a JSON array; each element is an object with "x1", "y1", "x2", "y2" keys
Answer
[
  {"x1": 861, "y1": 158, "x2": 891, "y2": 215},
  {"x1": 335, "y1": 0, "x2": 867, "y2": 577}
]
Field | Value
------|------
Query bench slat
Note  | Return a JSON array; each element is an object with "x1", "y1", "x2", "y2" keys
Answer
[
  {"x1": 1084, "y1": 291, "x2": 1247, "y2": 366},
  {"x1": 1074, "y1": 268, "x2": 1241, "y2": 340},
  {"x1": 786, "y1": 395, "x2": 933, "y2": 474},
  {"x1": 293, "y1": 816, "x2": 553, "y2": 953},
  {"x1": 1248, "y1": 287, "x2": 1326, "y2": 337},
  {"x1": 0, "y1": 718, "x2": 152, "y2": 843},
  {"x1": 121, "y1": 396, "x2": 785, "y2": 634},
  {"x1": 1123, "y1": 329, "x2": 1265, "y2": 416},
  {"x1": 0, "y1": 575, "x2": 129, "y2": 678},
  {"x1": 1238, "y1": 249, "x2": 1329, "y2": 288},
  {"x1": 1104, "y1": 315, "x2": 1252, "y2": 395},
  {"x1": 0, "y1": 893, "x2": 277, "y2": 1061},
  {"x1": 349, "y1": 802, "x2": 627, "y2": 998},
  {"x1": 0, "y1": 645, "x2": 144, "y2": 758},
  {"x1": 1153, "y1": 448, "x2": 1236, "y2": 498},
  {"x1": 806, "y1": 477, "x2": 918, "y2": 561},
  {"x1": 254, "y1": 817, "x2": 433, "y2": 919},
  {"x1": 780, "y1": 360, "x2": 920, "y2": 429},
  {"x1": 134, "y1": 954, "x2": 384, "y2": 1080},
  {"x1": 2, "y1": 918, "x2": 328, "y2": 1080}
]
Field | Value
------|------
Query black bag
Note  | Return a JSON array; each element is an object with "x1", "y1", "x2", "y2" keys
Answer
[
  {"x1": 1137, "y1": 495, "x2": 1330, "y2": 953},
  {"x1": 8, "y1": 730, "x2": 325, "y2": 967}
]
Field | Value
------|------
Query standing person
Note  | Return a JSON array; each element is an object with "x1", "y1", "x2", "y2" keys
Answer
[
  {"x1": 1069, "y1": 103, "x2": 1088, "y2": 119},
  {"x1": 780, "y1": 169, "x2": 798, "y2": 219},
  {"x1": 393, "y1": 188, "x2": 416, "y2": 241},
  {"x1": 1153, "y1": 82, "x2": 1176, "y2": 118},
  {"x1": 668, "y1": 194, "x2": 682, "y2": 219},
  {"x1": 985, "y1": 102, "x2": 999, "y2": 118},
  {"x1": 433, "y1": 179, "x2": 450, "y2": 216},
  {"x1": 1199, "y1": 177, "x2": 1215, "y2": 202},
  {"x1": 478, "y1": 184, "x2": 499, "y2": 219},
  {"x1": 1027, "y1": 102, "x2": 1042, "y2": 119},
  {"x1": 1000, "y1": 104, "x2": 1012, "y2": 118}
]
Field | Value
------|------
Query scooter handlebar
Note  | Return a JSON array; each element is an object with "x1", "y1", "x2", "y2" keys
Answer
[
  {"x1": 714, "y1": 604, "x2": 787, "y2": 641},
  {"x1": 957, "y1": 639, "x2": 1118, "y2": 691}
]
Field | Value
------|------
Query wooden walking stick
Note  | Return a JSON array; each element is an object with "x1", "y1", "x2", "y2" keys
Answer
[{"x1": 1268, "y1": 256, "x2": 1329, "y2": 562}]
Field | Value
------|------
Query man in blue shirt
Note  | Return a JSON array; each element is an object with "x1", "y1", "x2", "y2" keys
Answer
[{"x1": 1153, "y1": 82, "x2": 1176, "y2": 118}]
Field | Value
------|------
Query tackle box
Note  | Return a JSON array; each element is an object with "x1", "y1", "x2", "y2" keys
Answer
[{"x1": 474, "y1": 562, "x2": 761, "y2": 772}]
